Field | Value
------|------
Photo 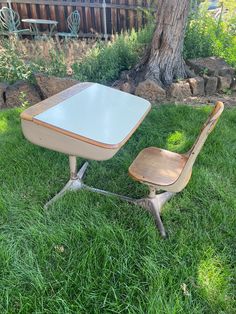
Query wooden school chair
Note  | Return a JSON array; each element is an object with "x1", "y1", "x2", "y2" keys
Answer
[{"x1": 129, "y1": 102, "x2": 224, "y2": 237}]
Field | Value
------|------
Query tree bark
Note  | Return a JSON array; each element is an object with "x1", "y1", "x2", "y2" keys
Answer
[{"x1": 134, "y1": 0, "x2": 191, "y2": 87}]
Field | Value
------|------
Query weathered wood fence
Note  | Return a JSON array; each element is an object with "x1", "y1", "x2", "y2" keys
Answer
[{"x1": 0, "y1": 0, "x2": 154, "y2": 37}]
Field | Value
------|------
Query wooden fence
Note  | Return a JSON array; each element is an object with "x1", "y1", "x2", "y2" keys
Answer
[{"x1": 0, "y1": 0, "x2": 154, "y2": 37}]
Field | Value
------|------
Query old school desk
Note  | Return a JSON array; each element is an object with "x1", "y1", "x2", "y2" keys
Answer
[{"x1": 21, "y1": 82, "x2": 151, "y2": 207}]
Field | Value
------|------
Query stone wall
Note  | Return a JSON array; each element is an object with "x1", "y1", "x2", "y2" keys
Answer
[{"x1": 132, "y1": 57, "x2": 235, "y2": 102}]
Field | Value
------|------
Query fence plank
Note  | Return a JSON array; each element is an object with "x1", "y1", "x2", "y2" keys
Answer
[{"x1": 0, "y1": 0, "x2": 153, "y2": 36}]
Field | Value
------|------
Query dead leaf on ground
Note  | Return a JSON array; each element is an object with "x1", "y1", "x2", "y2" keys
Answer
[
  {"x1": 181, "y1": 283, "x2": 191, "y2": 296},
  {"x1": 54, "y1": 245, "x2": 65, "y2": 253}
]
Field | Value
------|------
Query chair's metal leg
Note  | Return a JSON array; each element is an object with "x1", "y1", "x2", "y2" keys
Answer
[
  {"x1": 149, "y1": 201, "x2": 167, "y2": 238},
  {"x1": 81, "y1": 185, "x2": 175, "y2": 238},
  {"x1": 152, "y1": 191, "x2": 175, "y2": 211},
  {"x1": 134, "y1": 191, "x2": 175, "y2": 238}
]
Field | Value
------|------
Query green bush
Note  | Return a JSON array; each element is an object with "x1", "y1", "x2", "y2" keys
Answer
[
  {"x1": 72, "y1": 45, "x2": 120, "y2": 83},
  {"x1": 71, "y1": 14, "x2": 155, "y2": 84},
  {"x1": 0, "y1": 43, "x2": 32, "y2": 84},
  {"x1": 72, "y1": 31, "x2": 140, "y2": 84},
  {"x1": 0, "y1": 25, "x2": 153, "y2": 85},
  {"x1": 0, "y1": 40, "x2": 67, "y2": 84},
  {"x1": 31, "y1": 50, "x2": 67, "y2": 78},
  {"x1": 184, "y1": 8, "x2": 236, "y2": 68}
]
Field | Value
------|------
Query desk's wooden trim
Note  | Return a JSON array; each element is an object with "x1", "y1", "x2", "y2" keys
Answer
[{"x1": 20, "y1": 82, "x2": 93, "y2": 121}]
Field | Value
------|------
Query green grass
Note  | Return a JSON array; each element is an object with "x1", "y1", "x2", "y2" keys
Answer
[{"x1": 0, "y1": 105, "x2": 235, "y2": 313}]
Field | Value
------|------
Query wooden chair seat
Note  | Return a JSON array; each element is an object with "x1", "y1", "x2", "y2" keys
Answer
[{"x1": 129, "y1": 147, "x2": 188, "y2": 186}]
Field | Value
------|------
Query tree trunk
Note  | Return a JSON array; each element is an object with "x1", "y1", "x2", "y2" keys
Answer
[{"x1": 136, "y1": 0, "x2": 191, "y2": 87}]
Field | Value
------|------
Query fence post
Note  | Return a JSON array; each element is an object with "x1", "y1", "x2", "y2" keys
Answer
[{"x1": 102, "y1": 0, "x2": 108, "y2": 41}]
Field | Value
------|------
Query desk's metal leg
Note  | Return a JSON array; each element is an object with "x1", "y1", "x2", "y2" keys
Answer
[
  {"x1": 44, "y1": 156, "x2": 88, "y2": 209},
  {"x1": 44, "y1": 156, "x2": 175, "y2": 237}
]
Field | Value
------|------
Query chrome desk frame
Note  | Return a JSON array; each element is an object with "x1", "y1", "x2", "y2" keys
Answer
[{"x1": 45, "y1": 156, "x2": 175, "y2": 238}]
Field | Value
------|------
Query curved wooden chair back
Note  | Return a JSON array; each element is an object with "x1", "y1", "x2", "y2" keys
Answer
[
  {"x1": 67, "y1": 10, "x2": 80, "y2": 35},
  {"x1": 0, "y1": 7, "x2": 20, "y2": 32},
  {"x1": 171, "y1": 101, "x2": 224, "y2": 192}
]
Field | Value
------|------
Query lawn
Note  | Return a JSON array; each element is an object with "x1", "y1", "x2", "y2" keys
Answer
[{"x1": 0, "y1": 104, "x2": 235, "y2": 313}]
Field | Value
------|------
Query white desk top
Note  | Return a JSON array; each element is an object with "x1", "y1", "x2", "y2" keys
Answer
[{"x1": 34, "y1": 83, "x2": 151, "y2": 147}]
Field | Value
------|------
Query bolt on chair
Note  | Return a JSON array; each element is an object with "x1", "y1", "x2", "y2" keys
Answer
[
  {"x1": 128, "y1": 102, "x2": 224, "y2": 238},
  {"x1": 56, "y1": 10, "x2": 80, "y2": 39},
  {"x1": 0, "y1": 7, "x2": 30, "y2": 38}
]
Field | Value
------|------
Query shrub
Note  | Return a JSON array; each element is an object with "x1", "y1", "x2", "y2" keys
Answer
[
  {"x1": 0, "y1": 42, "x2": 32, "y2": 84},
  {"x1": 184, "y1": 7, "x2": 236, "y2": 68},
  {"x1": 31, "y1": 50, "x2": 67, "y2": 78},
  {"x1": 0, "y1": 39, "x2": 67, "y2": 84},
  {"x1": 72, "y1": 31, "x2": 140, "y2": 84},
  {"x1": 136, "y1": 22, "x2": 154, "y2": 45}
]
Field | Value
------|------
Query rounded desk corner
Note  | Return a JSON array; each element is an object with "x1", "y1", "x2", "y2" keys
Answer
[{"x1": 20, "y1": 111, "x2": 33, "y2": 122}]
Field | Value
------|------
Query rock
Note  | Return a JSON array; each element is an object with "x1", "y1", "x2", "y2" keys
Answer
[
  {"x1": 231, "y1": 77, "x2": 236, "y2": 91},
  {"x1": 120, "y1": 82, "x2": 135, "y2": 94},
  {"x1": 217, "y1": 75, "x2": 232, "y2": 91},
  {"x1": 4, "y1": 81, "x2": 41, "y2": 109},
  {"x1": 187, "y1": 57, "x2": 235, "y2": 77},
  {"x1": 0, "y1": 82, "x2": 8, "y2": 109},
  {"x1": 188, "y1": 77, "x2": 205, "y2": 96},
  {"x1": 185, "y1": 65, "x2": 197, "y2": 78},
  {"x1": 120, "y1": 70, "x2": 130, "y2": 81},
  {"x1": 135, "y1": 79, "x2": 166, "y2": 102},
  {"x1": 204, "y1": 76, "x2": 218, "y2": 95},
  {"x1": 167, "y1": 81, "x2": 192, "y2": 99},
  {"x1": 35, "y1": 73, "x2": 79, "y2": 99}
]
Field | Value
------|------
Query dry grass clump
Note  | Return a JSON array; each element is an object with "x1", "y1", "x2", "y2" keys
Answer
[{"x1": 0, "y1": 37, "x2": 98, "y2": 73}]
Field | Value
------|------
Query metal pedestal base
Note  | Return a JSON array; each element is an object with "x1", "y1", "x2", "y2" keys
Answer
[
  {"x1": 44, "y1": 161, "x2": 89, "y2": 209},
  {"x1": 45, "y1": 156, "x2": 175, "y2": 237},
  {"x1": 134, "y1": 192, "x2": 175, "y2": 238}
]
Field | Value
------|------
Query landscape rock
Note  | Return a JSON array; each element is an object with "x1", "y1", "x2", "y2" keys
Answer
[
  {"x1": 0, "y1": 82, "x2": 8, "y2": 108},
  {"x1": 120, "y1": 81, "x2": 135, "y2": 94},
  {"x1": 4, "y1": 81, "x2": 41, "y2": 109},
  {"x1": 204, "y1": 76, "x2": 218, "y2": 95},
  {"x1": 187, "y1": 57, "x2": 235, "y2": 77},
  {"x1": 217, "y1": 75, "x2": 232, "y2": 91},
  {"x1": 35, "y1": 73, "x2": 79, "y2": 99},
  {"x1": 135, "y1": 79, "x2": 166, "y2": 101},
  {"x1": 185, "y1": 65, "x2": 197, "y2": 78},
  {"x1": 167, "y1": 80, "x2": 192, "y2": 99},
  {"x1": 188, "y1": 77, "x2": 205, "y2": 96},
  {"x1": 231, "y1": 77, "x2": 236, "y2": 91},
  {"x1": 120, "y1": 70, "x2": 130, "y2": 81}
]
